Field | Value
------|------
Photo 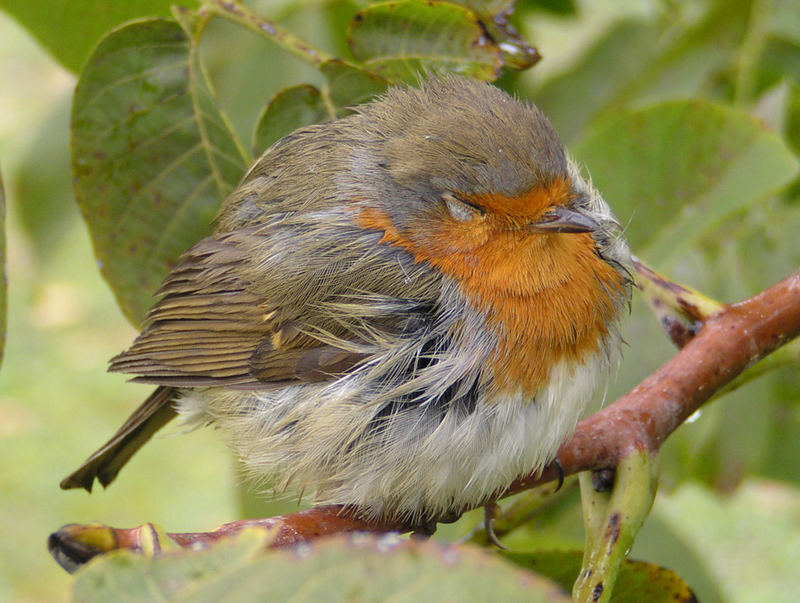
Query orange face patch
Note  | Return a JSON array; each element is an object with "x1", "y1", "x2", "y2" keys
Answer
[
  {"x1": 354, "y1": 184, "x2": 625, "y2": 396},
  {"x1": 464, "y1": 176, "x2": 572, "y2": 222}
]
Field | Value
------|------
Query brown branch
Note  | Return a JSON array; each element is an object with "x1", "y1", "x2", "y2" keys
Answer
[
  {"x1": 168, "y1": 506, "x2": 394, "y2": 547},
  {"x1": 513, "y1": 266, "x2": 800, "y2": 492},
  {"x1": 49, "y1": 269, "x2": 800, "y2": 570}
]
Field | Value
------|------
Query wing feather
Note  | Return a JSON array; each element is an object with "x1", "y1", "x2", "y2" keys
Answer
[{"x1": 109, "y1": 229, "x2": 372, "y2": 388}]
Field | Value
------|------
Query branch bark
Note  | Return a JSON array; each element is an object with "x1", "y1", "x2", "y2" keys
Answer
[{"x1": 49, "y1": 268, "x2": 800, "y2": 569}]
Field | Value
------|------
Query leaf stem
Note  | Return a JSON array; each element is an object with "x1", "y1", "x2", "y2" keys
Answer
[
  {"x1": 198, "y1": 0, "x2": 333, "y2": 66},
  {"x1": 635, "y1": 258, "x2": 800, "y2": 397},
  {"x1": 734, "y1": 0, "x2": 770, "y2": 106},
  {"x1": 574, "y1": 451, "x2": 657, "y2": 603}
]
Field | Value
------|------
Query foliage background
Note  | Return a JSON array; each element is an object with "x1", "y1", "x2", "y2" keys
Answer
[{"x1": 0, "y1": 0, "x2": 798, "y2": 600}]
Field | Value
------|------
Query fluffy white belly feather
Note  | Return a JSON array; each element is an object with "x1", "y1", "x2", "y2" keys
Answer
[{"x1": 176, "y1": 344, "x2": 611, "y2": 523}]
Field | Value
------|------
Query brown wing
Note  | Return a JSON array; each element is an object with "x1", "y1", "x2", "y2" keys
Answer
[
  {"x1": 109, "y1": 228, "x2": 369, "y2": 389},
  {"x1": 61, "y1": 227, "x2": 374, "y2": 492},
  {"x1": 63, "y1": 215, "x2": 442, "y2": 492}
]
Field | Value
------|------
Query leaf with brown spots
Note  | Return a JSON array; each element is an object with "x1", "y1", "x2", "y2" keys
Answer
[
  {"x1": 348, "y1": 0, "x2": 504, "y2": 83},
  {"x1": 71, "y1": 18, "x2": 249, "y2": 325},
  {"x1": 505, "y1": 550, "x2": 698, "y2": 603}
]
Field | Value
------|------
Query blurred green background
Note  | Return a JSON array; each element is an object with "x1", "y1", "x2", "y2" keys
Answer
[
  {"x1": 0, "y1": 11, "x2": 237, "y2": 601},
  {"x1": 1, "y1": 0, "x2": 799, "y2": 600}
]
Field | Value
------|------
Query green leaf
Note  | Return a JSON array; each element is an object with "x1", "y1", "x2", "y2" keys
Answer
[
  {"x1": 632, "y1": 513, "x2": 726, "y2": 603},
  {"x1": 320, "y1": 59, "x2": 391, "y2": 110},
  {"x1": 73, "y1": 534, "x2": 570, "y2": 602},
  {"x1": 767, "y1": 0, "x2": 800, "y2": 42},
  {"x1": 574, "y1": 100, "x2": 800, "y2": 262},
  {"x1": 252, "y1": 85, "x2": 329, "y2": 157},
  {"x1": 0, "y1": 0, "x2": 197, "y2": 73},
  {"x1": 11, "y1": 91, "x2": 77, "y2": 257},
  {"x1": 491, "y1": 486, "x2": 586, "y2": 551},
  {"x1": 786, "y1": 80, "x2": 800, "y2": 155},
  {"x1": 71, "y1": 18, "x2": 249, "y2": 325},
  {"x1": 504, "y1": 550, "x2": 697, "y2": 602},
  {"x1": 250, "y1": 60, "x2": 390, "y2": 155},
  {"x1": 652, "y1": 482, "x2": 800, "y2": 602},
  {"x1": 456, "y1": 0, "x2": 514, "y2": 13},
  {"x1": 532, "y1": 20, "x2": 664, "y2": 143},
  {"x1": 0, "y1": 165, "x2": 5, "y2": 367},
  {"x1": 659, "y1": 197, "x2": 800, "y2": 488},
  {"x1": 764, "y1": 375, "x2": 800, "y2": 484},
  {"x1": 348, "y1": 0, "x2": 504, "y2": 82},
  {"x1": 72, "y1": 529, "x2": 271, "y2": 601},
  {"x1": 754, "y1": 39, "x2": 800, "y2": 98},
  {"x1": 527, "y1": 0, "x2": 576, "y2": 15},
  {"x1": 532, "y1": 1, "x2": 755, "y2": 142}
]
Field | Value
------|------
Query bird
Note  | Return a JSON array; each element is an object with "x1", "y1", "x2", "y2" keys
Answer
[{"x1": 61, "y1": 75, "x2": 632, "y2": 535}]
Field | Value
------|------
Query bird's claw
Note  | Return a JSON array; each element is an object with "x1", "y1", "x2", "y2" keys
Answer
[{"x1": 483, "y1": 502, "x2": 509, "y2": 550}]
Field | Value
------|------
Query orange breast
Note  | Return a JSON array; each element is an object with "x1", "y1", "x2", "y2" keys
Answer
[{"x1": 355, "y1": 199, "x2": 625, "y2": 396}]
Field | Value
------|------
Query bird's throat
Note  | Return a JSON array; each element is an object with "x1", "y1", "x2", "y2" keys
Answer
[
  {"x1": 355, "y1": 206, "x2": 626, "y2": 395},
  {"x1": 447, "y1": 231, "x2": 625, "y2": 395}
]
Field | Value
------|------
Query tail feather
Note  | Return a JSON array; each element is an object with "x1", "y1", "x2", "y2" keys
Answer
[{"x1": 60, "y1": 386, "x2": 178, "y2": 491}]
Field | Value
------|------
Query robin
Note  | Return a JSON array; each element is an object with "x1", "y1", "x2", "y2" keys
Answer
[{"x1": 61, "y1": 75, "x2": 632, "y2": 535}]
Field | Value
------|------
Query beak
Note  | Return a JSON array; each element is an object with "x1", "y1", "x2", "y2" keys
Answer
[{"x1": 528, "y1": 205, "x2": 600, "y2": 234}]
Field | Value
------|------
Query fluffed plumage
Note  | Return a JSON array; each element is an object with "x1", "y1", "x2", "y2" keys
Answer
[{"x1": 62, "y1": 75, "x2": 632, "y2": 525}]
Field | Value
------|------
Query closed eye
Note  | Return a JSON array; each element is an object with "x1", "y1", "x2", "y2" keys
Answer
[{"x1": 442, "y1": 193, "x2": 485, "y2": 222}]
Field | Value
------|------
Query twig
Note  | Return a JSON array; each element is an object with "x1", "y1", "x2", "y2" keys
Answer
[
  {"x1": 529, "y1": 266, "x2": 800, "y2": 484},
  {"x1": 197, "y1": 0, "x2": 333, "y2": 66}
]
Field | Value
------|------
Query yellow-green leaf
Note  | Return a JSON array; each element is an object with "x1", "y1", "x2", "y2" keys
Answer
[
  {"x1": 252, "y1": 85, "x2": 329, "y2": 157},
  {"x1": 73, "y1": 534, "x2": 570, "y2": 602},
  {"x1": 0, "y1": 166, "x2": 5, "y2": 367}
]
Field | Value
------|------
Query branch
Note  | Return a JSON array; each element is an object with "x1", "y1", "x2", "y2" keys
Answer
[
  {"x1": 49, "y1": 268, "x2": 800, "y2": 570},
  {"x1": 530, "y1": 265, "x2": 800, "y2": 488},
  {"x1": 48, "y1": 507, "x2": 392, "y2": 572}
]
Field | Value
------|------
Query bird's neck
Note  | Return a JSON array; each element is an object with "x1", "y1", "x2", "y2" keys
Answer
[
  {"x1": 355, "y1": 207, "x2": 626, "y2": 395},
  {"x1": 450, "y1": 232, "x2": 626, "y2": 395}
]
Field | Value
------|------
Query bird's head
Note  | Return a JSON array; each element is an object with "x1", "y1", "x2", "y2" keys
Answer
[{"x1": 347, "y1": 75, "x2": 630, "y2": 301}]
